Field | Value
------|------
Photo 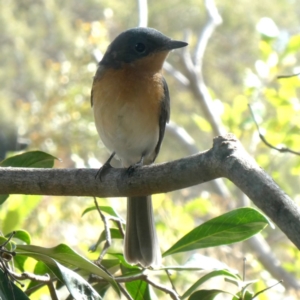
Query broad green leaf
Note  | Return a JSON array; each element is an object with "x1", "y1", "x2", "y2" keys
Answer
[
  {"x1": 109, "y1": 252, "x2": 141, "y2": 270},
  {"x1": 244, "y1": 290, "x2": 254, "y2": 300},
  {"x1": 182, "y1": 269, "x2": 240, "y2": 299},
  {"x1": 14, "y1": 253, "x2": 102, "y2": 300},
  {"x1": 13, "y1": 255, "x2": 28, "y2": 272},
  {"x1": 0, "y1": 151, "x2": 58, "y2": 168},
  {"x1": 125, "y1": 280, "x2": 151, "y2": 300},
  {"x1": 58, "y1": 262, "x2": 103, "y2": 300},
  {"x1": 16, "y1": 251, "x2": 65, "y2": 282},
  {"x1": 163, "y1": 208, "x2": 269, "y2": 256},
  {"x1": 82, "y1": 205, "x2": 124, "y2": 221},
  {"x1": 101, "y1": 258, "x2": 120, "y2": 268},
  {"x1": 188, "y1": 289, "x2": 233, "y2": 300},
  {"x1": 6, "y1": 230, "x2": 31, "y2": 245},
  {"x1": 16, "y1": 243, "x2": 120, "y2": 295},
  {"x1": 0, "y1": 269, "x2": 30, "y2": 300},
  {"x1": 119, "y1": 257, "x2": 150, "y2": 299}
]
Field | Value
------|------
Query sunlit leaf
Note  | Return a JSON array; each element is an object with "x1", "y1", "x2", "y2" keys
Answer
[
  {"x1": 163, "y1": 208, "x2": 269, "y2": 256},
  {"x1": 82, "y1": 205, "x2": 124, "y2": 221},
  {"x1": 109, "y1": 253, "x2": 141, "y2": 270},
  {"x1": 6, "y1": 230, "x2": 31, "y2": 245},
  {"x1": 13, "y1": 255, "x2": 28, "y2": 273},
  {"x1": 0, "y1": 151, "x2": 58, "y2": 168},
  {"x1": 182, "y1": 269, "x2": 240, "y2": 299},
  {"x1": 125, "y1": 280, "x2": 151, "y2": 300},
  {"x1": 16, "y1": 243, "x2": 120, "y2": 295}
]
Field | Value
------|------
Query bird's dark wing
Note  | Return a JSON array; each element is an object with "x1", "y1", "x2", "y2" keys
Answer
[{"x1": 153, "y1": 76, "x2": 170, "y2": 160}]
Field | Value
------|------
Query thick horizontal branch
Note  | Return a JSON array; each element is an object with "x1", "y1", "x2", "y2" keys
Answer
[{"x1": 1, "y1": 134, "x2": 300, "y2": 250}]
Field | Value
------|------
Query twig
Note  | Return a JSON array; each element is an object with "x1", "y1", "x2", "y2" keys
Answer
[
  {"x1": 242, "y1": 257, "x2": 246, "y2": 282},
  {"x1": 164, "y1": 61, "x2": 190, "y2": 87},
  {"x1": 93, "y1": 197, "x2": 125, "y2": 264},
  {"x1": 194, "y1": 0, "x2": 222, "y2": 70},
  {"x1": 138, "y1": 0, "x2": 148, "y2": 27},
  {"x1": 91, "y1": 272, "x2": 179, "y2": 300},
  {"x1": 48, "y1": 282, "x2": 59, "y2": 300},
  {"x1": 252, "y1": 280, "x2": 283, "y2": 299},
  {"x1": 144, "y1": 276, "x2": 180, "y2": 300},
  {"x1": 165, "y1": 269, "x2": 177, "y2": 293},
  {"x1": 10, "y1": 271, "x2": 50, "y2": 282},
  {"x1": 248, "y1": 103, "x2": 300, "y2": 155},
  {"x1": 277, "y1": 72, "x2": 300, "y2": 79},
  {"x1": 94, "y1": 197, "x2": 112, "y2": 263}
]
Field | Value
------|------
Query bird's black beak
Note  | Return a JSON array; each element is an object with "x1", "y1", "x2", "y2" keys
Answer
[{"x1": 167, "y1": 40, "x2": 188, "y2": 50}]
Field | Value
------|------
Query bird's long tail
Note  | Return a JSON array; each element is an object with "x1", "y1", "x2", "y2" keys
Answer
[{"x1": 124, "y1": 196, "x2": 161, "y2": 267}]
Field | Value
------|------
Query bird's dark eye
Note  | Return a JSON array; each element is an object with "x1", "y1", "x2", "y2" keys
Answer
[{"x1": 135, "y1": 42, "x2": 146, "y2": 53}]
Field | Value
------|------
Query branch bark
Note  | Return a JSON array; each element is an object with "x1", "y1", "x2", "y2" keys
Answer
[{"x1": 1, "y1": 134, "x2": 300, "y2": 252}]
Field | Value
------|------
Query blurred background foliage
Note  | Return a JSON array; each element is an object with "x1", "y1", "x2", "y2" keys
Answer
[{"x1": 1, "y1": 0, "x2": 300, "y2": 299}]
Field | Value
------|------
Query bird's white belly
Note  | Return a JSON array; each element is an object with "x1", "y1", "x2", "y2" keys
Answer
[{"x1": 94, "y1": 100, "x2": 159, "y2": 167}]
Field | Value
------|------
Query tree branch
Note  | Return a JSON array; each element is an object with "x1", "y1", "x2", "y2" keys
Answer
[{"x1": 1, "y1": 134, "x2": 300, "y2": 252}]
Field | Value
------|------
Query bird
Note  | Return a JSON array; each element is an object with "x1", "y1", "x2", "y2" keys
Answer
[{"x1": 91, "y1": 27, "x2": 187, "y2": 267}]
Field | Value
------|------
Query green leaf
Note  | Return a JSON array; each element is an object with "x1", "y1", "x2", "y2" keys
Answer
[
  {"x1": 0, "y1": 268, "x2": 30, "y2": 300},
  {"x1": 109, "y1": 252, "x2": 141, "y2": 270},
  {"x1": 163, "y1": 208, "x2": 269, "y2": 256},
  {"x1": 0, "y1": 151, "x2": 58, "y2": 168},
  {"x1": 82, "y1": 205, "x2": 124, "y2": 221},
  {"x1": 182, "y1": 269, "x2": 240, "y2": 299},
  {"x1": 93, "y1": 282, "x2": 110, "y2": 298},
  {"x1": 15, "y1": 254, "x2": 102, "y2": 300},
  {"x1": 89, "y1": 228, "x2": 123, "y2": 252},
  {"x1": 6, "y1": 230, "x2": 31, "y2": 245},
  {"x1": 16, "y1": 243, "x2": 120, "y2": 295},
  {"x1": 188, "y1": 289, "x2": 233, "y2": 300},
  {"x1": 58, "y1": 262, "x2": 103, "y2": 300},
  {"x1": 0, "y1": 194, "x2": 9, "y2": 205},
  {"x1": 125, "y1": 280, "x2": 151, "y2": 300},
  {"x1": 100, "y1": 259, "x2": 121, "y2": 271},
  {"x1": 13, "y1": 255, "x2": 28, "y2": 272}
]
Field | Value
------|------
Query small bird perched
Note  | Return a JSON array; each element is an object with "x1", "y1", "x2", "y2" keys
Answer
[{"x1": 91, "y1": 27, "x2": 187, "y2": 267}]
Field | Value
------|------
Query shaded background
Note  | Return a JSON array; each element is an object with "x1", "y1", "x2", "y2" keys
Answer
[{"x1": 1, "y1": 0, "x2": 300, "y2": 299}]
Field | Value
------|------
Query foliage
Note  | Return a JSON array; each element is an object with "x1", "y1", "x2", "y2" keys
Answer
[
  {"x1": 1, "y1": 0, "x2": 300, "y2": 299},
  {"x1": 0, "y1": 151, "x2": 269, "y2": 299}
]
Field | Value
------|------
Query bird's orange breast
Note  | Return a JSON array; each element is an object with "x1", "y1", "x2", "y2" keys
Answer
[{"x1": 92, "y1": 53, "x2": 166, "y2": 165}]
